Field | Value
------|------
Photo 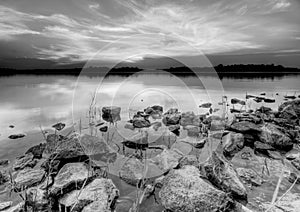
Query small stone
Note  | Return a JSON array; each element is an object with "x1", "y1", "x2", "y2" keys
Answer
[
  {"x1": 199, "y1": 102, "x2": 212, "y2": 108},
  {"x1": 99, "y1": 126, "x2": 108, "y2": 132},
  {"x1": 236, "y1": 168, "x2": 263, "y2": 187},
  {"x1": 52, "y1": 122, "x2": 66, "y2": 131},
  {"x1": 8, "y1": 133, "x2": 25, "y2": 139}
]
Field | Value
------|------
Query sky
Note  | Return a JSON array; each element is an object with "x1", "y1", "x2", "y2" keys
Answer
[{"x1": 0, "y1": 0, "x2": 300, "y2": 68}]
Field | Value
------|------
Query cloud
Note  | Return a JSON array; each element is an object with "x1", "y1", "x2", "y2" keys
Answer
[
  {"x1": 89, "y1": 3, "x2": 100, "y2": 10},
  {"x1": 0, "y1": 0, "x2": 299, "y2": 63}
]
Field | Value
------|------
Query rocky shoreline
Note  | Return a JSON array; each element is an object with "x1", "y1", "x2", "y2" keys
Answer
[{"x1": 0, "y1": 99, "x2": 300, "y2": 212}]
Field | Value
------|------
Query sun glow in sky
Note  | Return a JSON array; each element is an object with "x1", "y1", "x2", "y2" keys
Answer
[{"x1": 0, "y1": 0, "x2": 300, "y2": 67}]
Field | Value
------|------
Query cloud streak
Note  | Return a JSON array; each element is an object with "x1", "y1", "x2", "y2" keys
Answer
[{"x1": 0, "y1": 0, "x2": 299, "y2": 63}]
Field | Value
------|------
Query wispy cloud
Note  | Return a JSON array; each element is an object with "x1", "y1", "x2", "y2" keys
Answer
[{"x1": 0, "y1": 0, "x2": 299, "y2": 63}]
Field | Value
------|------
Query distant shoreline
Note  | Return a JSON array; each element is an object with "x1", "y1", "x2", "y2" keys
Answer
[{"x1": 0, "y1": 64, "x2": 299, "y2": 78}]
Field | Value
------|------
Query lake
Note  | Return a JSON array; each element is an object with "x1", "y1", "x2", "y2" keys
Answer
[{"x1": 0, "y1": 72, "x2": 300, "y2": 211}]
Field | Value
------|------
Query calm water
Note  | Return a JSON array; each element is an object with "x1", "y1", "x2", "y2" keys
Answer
[{"x1": 0, "y1": 73, "x2": 300, "y2": 211}]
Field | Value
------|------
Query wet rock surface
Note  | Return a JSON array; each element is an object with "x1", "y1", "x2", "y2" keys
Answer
[
  {"x1": 59, "y1": 178, "x2": 119, "y2": 212},
  {"x1": 50, "y1": 162, "x2": 91, "y2": 197},
  {"x1": 14, "y1": 168, "x2": 45, "y2": 190},
  {"x1": 13, "y1": 153, "x2": 38, "y2": 171},
  {"x1": 159, "y1": 165, "x2": 235, "y2": 212},
  {"x1": 203, "y1": 151, "x2": 247, "y2": 200},
  {"x1": 2, "y1": 99, "x2": 300, "y2": 212}
]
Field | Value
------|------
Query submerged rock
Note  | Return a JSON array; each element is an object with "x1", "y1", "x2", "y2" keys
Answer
[
  {"x1": 185, "y1": 125, "x2": 200, "y2": 137},
  {"x1": 14, "y1": 168, "x2": 45, "y2": 190},
  {"x1": 259, "y1": 123, "x2": 293, "y2": 150},
  {"x1": 119, "y1": 158, "x2": 144, "y2": 186},
  {"x1": 222, "y1": 132, "x2": 244, "y2": 159},
  {"x1": 231, "y1": 98, "x2": 246, "y2": 105},
  {"x1": 59, "y1": 178, "x2": 119, "y2": 212},
  {"x1": 8, "y1": 133, "x2": 25, "y2": 139},
  {"x1": 199, "y1": 102, "x2": 212, "y2": 108},
  {"x1": 210, "y1": 119, "x2": 225, "y2": 131},
  {"x1": 203, "y1": 151, "x2": 247, "y2": 200},
  {"x1": 180, "y1": 111, "x2": 202, "y2": 126},
  {"x1": 149, "y1": 149, "x2": 182, "y2": 173},
  {"x1": 159, "y1": 165, "x2": 235, "y2": 212},
  {"x1": 13, "y1": 153, "x2": 38, "y2": 171},
  {"x1": 99, "y1": 126, "x2": 108, "y2": 132}
]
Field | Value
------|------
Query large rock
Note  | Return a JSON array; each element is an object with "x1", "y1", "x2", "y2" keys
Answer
[
  {"x1": 25, "y1": 143, "x2": 46, "y2": 159},
  {"x1": 210, "y1": 119, "x2": 225, "y2": 131},
  {"x1": 119, "y1": 158, "x2": 144, "y2": 186},
  {"x1": 180, "y1": 111, "x2": 202, "y2": 126},
  {"x1": 162, "y1": 108, "x2": 181, "y2": 126},
  {"x1": 42, "y1": 135, "x2": 89, "y2": 174},
  {"x1": 50, "y1": 163, "x2": 92, "y2": 197},
  {"x1": 159, "y1": 165, "x2": 235, "y2": 212},
  {"x1": 230, "y1": 121, "x2": 261, "y2": 134},
  {"x1": 102, "y1": 106, "x2": 121, "y2": 122},
  {"x1": 122, "y1": 131, "x2": 148, "y2": 150},
  {"x1": 259, "y1": 123, "x2": 293, "y2": 150},
  {"x1": 1, "y1": 202, "x2": 24, "y2": 212},
  {"x1": 0, "y1": 201, "x2": 12, "y2": 211},
  {"x1": 14, "y1": 168, "x2": 45, "y2": 190},
  {"x1": 278, "y1": 99, "x2": 300, "y2": 119},
  {"x1": 149, "y1": 149, "x2": 182, "y2": 173},
  {"x1": 203, "y1": 151, "x2": 247, "y2": 200},
  {"x1": 184, "y1": 125, "x2": 200, "y2": 137},
  {"x1": 59, "y1": 178, "x2": 119, "y2": 212},
  {"x1": 13, "y1": 153, "x2": 38, "y2": 171},
  {"x1": 222, "y1": 132, "x2": 244, "y2": 158}
]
